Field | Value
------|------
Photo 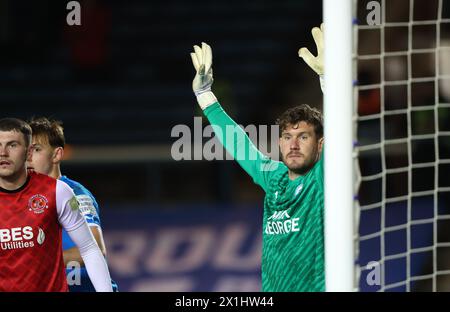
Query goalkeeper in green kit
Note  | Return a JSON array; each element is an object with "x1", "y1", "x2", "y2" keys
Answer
[{"x1": 190, "y1": 24, "x2": 325, "y2": 292}]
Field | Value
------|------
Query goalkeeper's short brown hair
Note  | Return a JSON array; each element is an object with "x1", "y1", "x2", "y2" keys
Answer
[
  {"x1": 28, "y1": 117, "x2": 65, "y2": 148},
  {"x1": 276, "y1": 104, "x2": 323, "y2": 138}
]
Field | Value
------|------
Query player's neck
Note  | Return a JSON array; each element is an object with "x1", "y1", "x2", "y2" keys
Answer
[
  {"x1": 49, "y1": 165, "x2": 62, "y2": 180},
  {"x1": 288, "y1": 170, "x2": 302, "y2": 181},
  {"x1": 0, "y1": 168, "x2": 28, "y2": 191}
]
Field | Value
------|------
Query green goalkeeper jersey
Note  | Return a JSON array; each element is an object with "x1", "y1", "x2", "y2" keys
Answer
[{"x1": 204, "y1": 102, "x2": 325, "y2": 292}]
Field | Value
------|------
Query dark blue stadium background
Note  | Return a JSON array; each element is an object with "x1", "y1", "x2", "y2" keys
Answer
[{"x1": 1, "y1": 0, "x2": 449, "y2": 291}]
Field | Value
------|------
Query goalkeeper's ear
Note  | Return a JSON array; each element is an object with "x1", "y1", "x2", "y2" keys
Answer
[{"x1": 318, "y1": 137, "x2": 324, "y2": 155}]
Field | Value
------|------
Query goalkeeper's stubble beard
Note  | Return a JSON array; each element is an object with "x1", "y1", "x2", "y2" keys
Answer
[
  {"x1": 279, "y1": 137, "x2": 322, "y2": 176},
  {"x1": 281, "y1": 149, "x2": 320, "y2": 176}
]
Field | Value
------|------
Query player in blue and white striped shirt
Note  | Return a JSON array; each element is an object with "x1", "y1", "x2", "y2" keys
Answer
[{"x1": 27, "y1": 117, "x2": 118, "y2": 292}]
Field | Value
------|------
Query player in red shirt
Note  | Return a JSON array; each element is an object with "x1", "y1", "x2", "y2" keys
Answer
[{"x1": 0, "y1": 118, "x2": 113, "y2": 292}]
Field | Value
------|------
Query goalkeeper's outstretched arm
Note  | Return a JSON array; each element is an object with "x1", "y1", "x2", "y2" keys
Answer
[
  {"x1": 190, "y1": 43, "x2": 277, "y2": 191},
  {"x1": 189, "y1": 33, "x2": 324, "y2": 189}
]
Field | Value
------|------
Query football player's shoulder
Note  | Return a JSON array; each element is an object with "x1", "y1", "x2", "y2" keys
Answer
[
  {"x1": 29, "y1": 170, "x2": 57, "y2": 185},
  {"x1": 266, "y1": 162, "x2": 289, "y2": 189},
  {"x1": 59, "y1": 176, "x2": 98, "y2": 208},
  {"x1": 60, "y1": 176, "x2": 89, "y2": 196},
  {"x1": 268, "y1": 160, "x2": 288, "y2": 177},
  {"x1": 59, "y1": 175, "x2": 78, "y2": 189}
]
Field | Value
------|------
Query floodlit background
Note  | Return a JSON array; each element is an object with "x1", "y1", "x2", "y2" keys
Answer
[
  {"x1": 0, "y1": 0, "x2": 322, "y2": 291},
  {"x1": 1, "y1": 0, "x2": 449, "y2": 291}
]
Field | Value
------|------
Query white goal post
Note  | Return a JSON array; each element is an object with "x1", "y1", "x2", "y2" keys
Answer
[{"x1": 323, "y1": 0, "x2": 355, "y2": 292}]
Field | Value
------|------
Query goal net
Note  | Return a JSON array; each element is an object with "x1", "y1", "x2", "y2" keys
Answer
[
  {"x1": 354, "y1": 0, "x2": 450, "y2": 291},
  {"x1": 323, "y1": 0, "x2": 450, "y2": 291}
]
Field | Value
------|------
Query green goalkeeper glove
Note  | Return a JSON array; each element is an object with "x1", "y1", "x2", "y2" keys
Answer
[
  {"x1": 298, "y1": 23, "x2": 324, "y2": 92},
  {"x1": 190, "y1": 42, "x2": 217, "y2": 110}
]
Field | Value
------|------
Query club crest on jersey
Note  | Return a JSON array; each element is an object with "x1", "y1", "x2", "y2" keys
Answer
[
  {"x1": 295, "y1": 184, "x2": 303, "y2": 196},
  {"x1": 28, "y1": 194, "x2": 49, "y2": 214}
]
